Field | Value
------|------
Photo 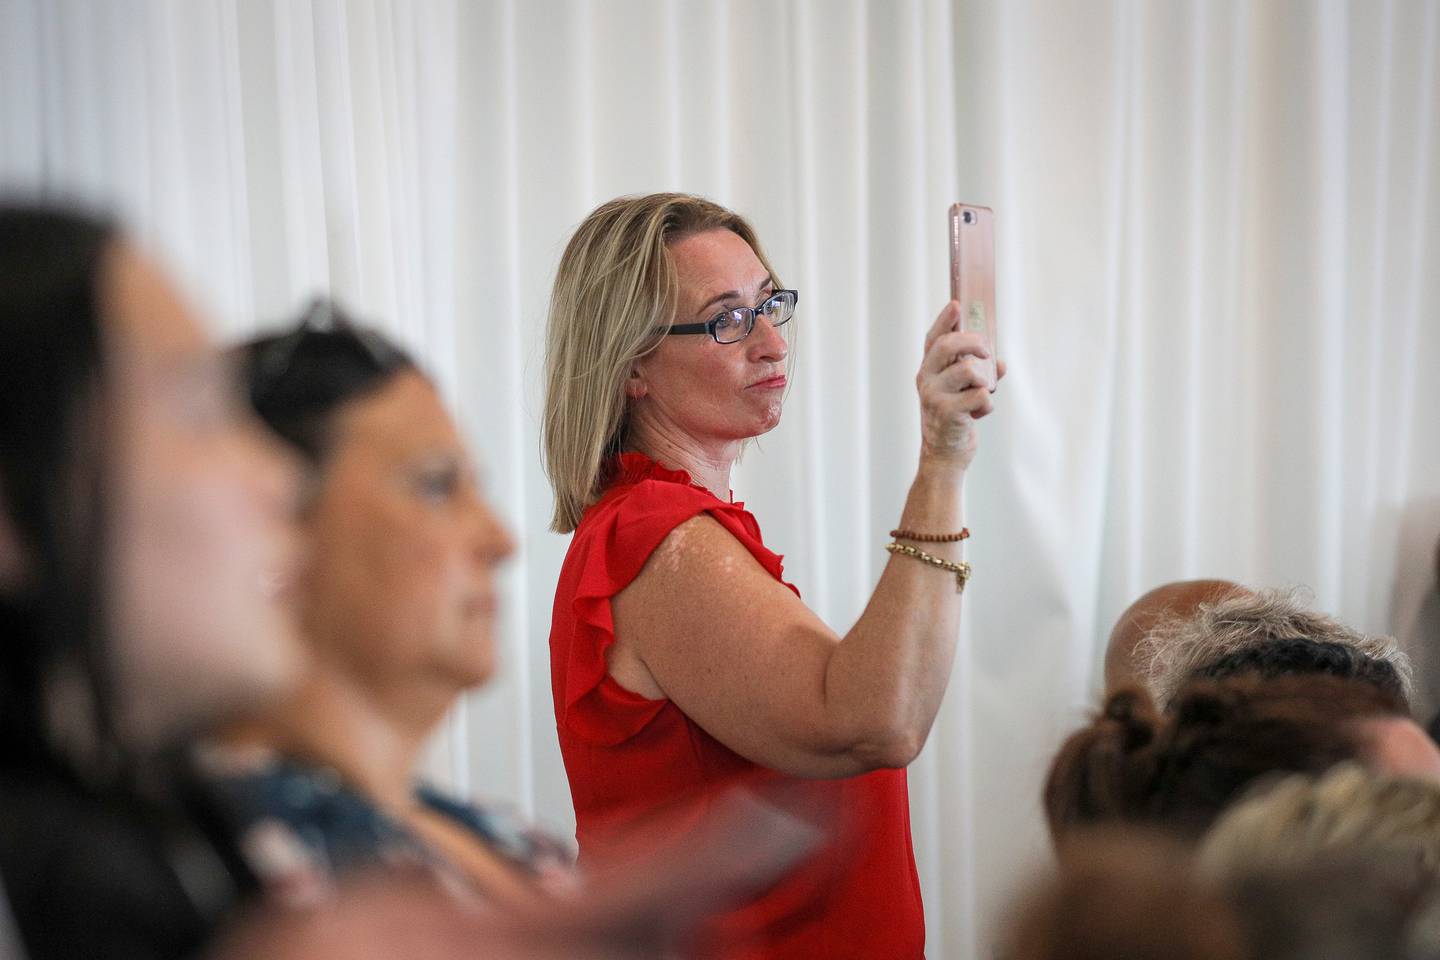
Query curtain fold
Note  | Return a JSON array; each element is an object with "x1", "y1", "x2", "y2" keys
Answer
[{"x1": 2, "y1": 2, "x2": 1436, "y2": 955}]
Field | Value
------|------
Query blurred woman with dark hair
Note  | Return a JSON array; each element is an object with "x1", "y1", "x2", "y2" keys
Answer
[
  {"x1": 212, "y1": 302, "x2": 570, "y2": 905},
  {"x1": 0, "y1": 203, "x2": 303, "y2": 958}
]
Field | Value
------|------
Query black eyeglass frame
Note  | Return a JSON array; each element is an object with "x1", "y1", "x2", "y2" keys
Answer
[{"x1": 663, "y1": 289, "x2": 799, "y2": 344}]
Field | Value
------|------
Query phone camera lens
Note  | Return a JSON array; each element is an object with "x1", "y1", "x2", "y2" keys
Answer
[{"x1": 962, "y1": 210, "x2": 976, "y2": 224}]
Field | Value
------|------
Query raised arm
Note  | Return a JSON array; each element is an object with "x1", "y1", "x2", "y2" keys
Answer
[{"x1": 608, "y1": 301, "x2": 999, "y2": 779}]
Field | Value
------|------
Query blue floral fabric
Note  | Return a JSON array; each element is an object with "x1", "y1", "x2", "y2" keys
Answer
[{"x1": 207, "y1": 752, "x2": 573, "y2": 902}]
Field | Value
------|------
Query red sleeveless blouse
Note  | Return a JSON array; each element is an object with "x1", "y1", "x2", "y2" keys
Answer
[{"x1": 548, "y1": 453, "x2": 925, "y2": 958}]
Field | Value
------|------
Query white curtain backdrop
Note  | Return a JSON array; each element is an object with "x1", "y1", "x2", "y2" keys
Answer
[{"x1": 3, "y1": 1, "x2": 1438, "y2": 955}]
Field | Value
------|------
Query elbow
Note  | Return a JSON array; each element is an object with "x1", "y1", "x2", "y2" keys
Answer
[
  {"x1": 817, "y1": 659, "x2": 936, "y2": 771},
  {"x1": 882, "y1": 727, "x2": 929, "y2": 768},
  {"x1": 850, "y1": 724, "x2": 928, "y2": 770},
  {"x1": 779, "y1": 717, "x2": 926, "y2": 779}
]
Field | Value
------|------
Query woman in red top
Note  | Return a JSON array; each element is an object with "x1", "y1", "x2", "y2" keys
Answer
[{"x1": 543, "y1": 194, "x2": 1002, "y2": 958}]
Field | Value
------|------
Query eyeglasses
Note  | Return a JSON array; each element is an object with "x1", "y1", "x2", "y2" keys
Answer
[{"x1": 663, "y1": 289, "x2": 799, "y2": 344}]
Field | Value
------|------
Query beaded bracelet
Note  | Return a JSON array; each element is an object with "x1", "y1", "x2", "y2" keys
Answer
[
  {"x1": 889, "y1": 527, "x2": 970, "y2": 543},
  {"x1": 885, "y1": 541, "x2": 971, "y2": 592}
]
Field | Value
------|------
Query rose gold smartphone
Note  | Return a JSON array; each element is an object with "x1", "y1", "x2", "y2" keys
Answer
[{"x1": 948, "y1": 203, "x2": 996, "y2": 383}]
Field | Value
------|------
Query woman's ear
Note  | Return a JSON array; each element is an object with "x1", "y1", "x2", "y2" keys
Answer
[{"x1": 624, "y1": 364, "x2": 648, "y2": 401}]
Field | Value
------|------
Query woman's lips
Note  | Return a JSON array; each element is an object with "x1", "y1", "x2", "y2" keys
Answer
[{"x1": 749, "y1": 375, "x2": 788, "y2": 390}]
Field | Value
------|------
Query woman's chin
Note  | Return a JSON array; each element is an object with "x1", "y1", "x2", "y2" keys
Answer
[
  {"x1": 742, "y1": 402, "x2": 784, "y2": 437},
  {"x1": 450, "y1": 637, "x2": 498, "y2": 689},
  {"x1": 757, "y1": 411, "x2": 783, "y2": 435}
]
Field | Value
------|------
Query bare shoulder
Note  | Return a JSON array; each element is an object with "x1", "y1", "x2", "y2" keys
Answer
[
  {"x1": 609, "y1": 513, "x2": 841, "y2": 765},
  {"x1": 609, "y1": 514, "x2": 783, "y2": 693},
  {"x1": 647, "y1": 512, "x2": 756, "y2": 579},
  {"x1": 616, "y1": 512, "x2": 795, "y2": 623}
]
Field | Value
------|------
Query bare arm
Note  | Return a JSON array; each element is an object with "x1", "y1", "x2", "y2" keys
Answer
[{"x1": 609, "y1": 301, "x2": 1000, "y2": 779}]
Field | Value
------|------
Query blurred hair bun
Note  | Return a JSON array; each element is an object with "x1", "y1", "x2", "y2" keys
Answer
[{"x1": 1101, "y1": 688, "x2": 1157, "y2": 753}]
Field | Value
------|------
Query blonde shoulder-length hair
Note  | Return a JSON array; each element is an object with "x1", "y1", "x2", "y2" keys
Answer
[{"x1": 542, "y1": 193, "x2": 780, "y2": 533}]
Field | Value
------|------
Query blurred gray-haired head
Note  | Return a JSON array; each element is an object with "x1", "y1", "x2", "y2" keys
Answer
[{"x1": 1132, "y1": 587, "x2": 1413, "y2": 710}]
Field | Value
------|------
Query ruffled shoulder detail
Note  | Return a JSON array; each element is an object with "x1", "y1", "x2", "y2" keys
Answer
[{"x1": 554, "y1": 454, "x2": 797, "y2": 746}]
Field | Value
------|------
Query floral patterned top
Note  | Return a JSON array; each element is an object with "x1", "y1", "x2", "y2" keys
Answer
[{"x1": 205, "y1": 749, "x2": 574, "y2": 905}]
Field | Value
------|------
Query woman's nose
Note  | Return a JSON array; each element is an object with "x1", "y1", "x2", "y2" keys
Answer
[
  {"x1": 747, "y1": 314, "x2": 789, "y2": 363},
  {"x1": 472, "y1": 499, "x2": 516, "y2": 565}
]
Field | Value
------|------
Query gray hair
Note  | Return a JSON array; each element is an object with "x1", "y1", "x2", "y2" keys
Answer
[{"x1": 1132, "y1": 587, "x2": 1413, "y2": 709}]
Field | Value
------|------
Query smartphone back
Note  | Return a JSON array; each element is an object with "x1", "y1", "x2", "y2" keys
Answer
[{"x1": 948, "y1": 203, "x2": 996, "y2": 380}]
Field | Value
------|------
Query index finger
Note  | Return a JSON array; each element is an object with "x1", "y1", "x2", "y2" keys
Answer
[
  {"x1": 924, "y1": 300, "x2": 961, "y2": 353},
  {"x1": 920, "y1": 329, "x2": 990, "y2": 377}
]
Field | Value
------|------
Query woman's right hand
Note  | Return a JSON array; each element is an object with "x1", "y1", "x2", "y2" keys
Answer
[{"x1": 916, "y1": 300, "x2": 1001, "y2": 470}]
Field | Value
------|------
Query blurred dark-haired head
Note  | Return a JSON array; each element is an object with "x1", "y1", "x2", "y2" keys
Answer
[
  {"x1": 1, "y1": 202, "x2": 303, "y2": 778},
  {"x1": 1044, "y1": 674, "x2": 1417, "y2": 846}
]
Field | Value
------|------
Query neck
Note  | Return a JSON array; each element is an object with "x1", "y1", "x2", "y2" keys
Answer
[
  {"x1": 229, "y1": 662, "x2": 451, "y2": 815},
  {"x1": 628, "y1": 419, "x2": 737, "y2": 501}
]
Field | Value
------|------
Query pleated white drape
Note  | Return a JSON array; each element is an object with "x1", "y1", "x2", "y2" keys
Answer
[{"x1": 3, "y1": 2, "x2": 1437, "y2": 956}]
